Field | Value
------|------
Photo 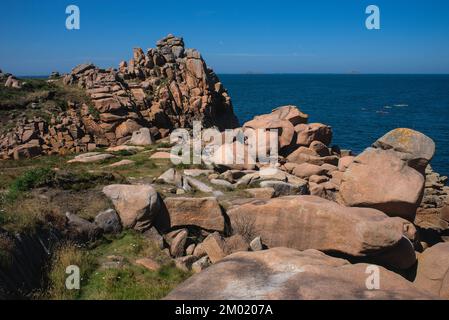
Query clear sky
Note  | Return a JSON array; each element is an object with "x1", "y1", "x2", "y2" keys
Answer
[{"x1": 1, "y1": 0, "x2": 449, "y2": 75}]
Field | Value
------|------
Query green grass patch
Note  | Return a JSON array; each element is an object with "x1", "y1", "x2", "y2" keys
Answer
[
  {"x1": 43, "y1": 231, "x2": 191, "y2": 300},
  {"x1": 6, "y1": 167, "x2": 55, "y2": 202}
]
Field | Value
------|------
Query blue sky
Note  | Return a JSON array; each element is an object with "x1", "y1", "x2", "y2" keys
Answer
[{"x1": 1, "y1": 0, "x2": 449, "y2": 75}]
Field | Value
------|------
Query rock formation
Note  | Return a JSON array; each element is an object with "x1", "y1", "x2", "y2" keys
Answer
[
  {"x1": 1, "y1": 51, "x2": 449, "y2": 300},
  {"x1": 0, "y1": 34, "x2": 239, "y2": 159}
]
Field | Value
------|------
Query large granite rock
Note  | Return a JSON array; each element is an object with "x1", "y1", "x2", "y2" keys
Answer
[
  {"x1": 102, "y1": 184, "x2": 160, "y2": 231},
  {"x1": 227, "y1": 195, "x2": 416, "y2": 268},
  {"x1": 373, "y1": 128, "x2": 435, "y2": 172},
  {"x1": 414, "y1": 243, "x2": 449, "y2": 299},
  {"x1": 339, "y1": 148, "x2": 425, "y2": 221},
  {"x1": 165, "y1": 248, "x2": 434, "y2": 300},
  {"x1": 163, "y1": 197, "x2": 225, "y2": 232}
]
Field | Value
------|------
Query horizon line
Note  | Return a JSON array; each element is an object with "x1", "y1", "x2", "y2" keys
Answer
[{"x1": 15, "y1": 72, "x2": 449, "y2": 78}]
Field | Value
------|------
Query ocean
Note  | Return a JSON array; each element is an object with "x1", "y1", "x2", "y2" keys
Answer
[{"x1": 220, "y1": 74, "x2": 449, "y2": 177}]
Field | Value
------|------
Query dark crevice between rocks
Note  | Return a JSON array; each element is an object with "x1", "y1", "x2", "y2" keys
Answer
[{"x1": 0, "y1": 227, "x2": 62, "y2": 300}]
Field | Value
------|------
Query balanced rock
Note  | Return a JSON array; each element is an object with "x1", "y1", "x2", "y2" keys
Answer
[
  {"x1": 103, "y1": 184, "x2": 160, "y2": 231},
  {"x1": 227, "y1": 195, "x2": 416, "y2": 268},
  {"x1": 165, "y1": 248, "x2": 433, "y2": 300},
  {"x1": 373, "y1": 128, "x2": 435, "y2": 172},
  {"x1": 340, "y1": 148, "x2": 425, "y2": 221}
]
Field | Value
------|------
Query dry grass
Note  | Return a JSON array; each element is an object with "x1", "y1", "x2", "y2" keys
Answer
[
  {"x1": 231, "y1": 213, "x2": 258, "y2": 242},
  {"x1": 0, "y1": 196, "x2": 65, "y2": 233}
]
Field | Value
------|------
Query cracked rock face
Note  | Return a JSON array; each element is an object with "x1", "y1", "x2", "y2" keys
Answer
[{"x1": 165, "y1": 247, "x2": 434, "y2": 300}]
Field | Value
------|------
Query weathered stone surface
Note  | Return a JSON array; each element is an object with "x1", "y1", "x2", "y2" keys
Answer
[
  {"x1": 106, "y1": 145, "x2": 144, "y2": 152},
  {"x1": 242, "y1": 105, "x2": 307, "y2": 151},
  {"x1": 103, "y1": 184, "x2": 160, "y2": 231},
  {"x1": 309, "y1": 141, "x2": 330, "y2": 157},
  {"x1": 94, "y1": 209, "x2": 122, "y2": 234},
  {"x1": 105, "y1": 159, "x2": 135, "y2": 168},
  {"x1": 291, "y1": 163, "x2": 327, "y2": 179},
  {"x1": 414, "y1": 243, "x2": 449, "y2": 299},
  {"x1": 227, "y1": 195, "x2": 416, "y2": 268},
  {"x1": 245, "y1": 188, "x2": 275, "y2": 199},
  {"x1": 150, "y1": 151, "x2": 178, "y2": 160},
  {"x1": 184, "y1": 169, "x2": 214, "y2": 177},
  {"x1": 136, "y1": 258, "x2": 161, "y2": 271},
  {"x1": 165, "y1": 248, "x2": 434, "y2": 300},
  {"x1": 170, "y1": 229, "x2": 188, "y2": 258},
  {"x1": 66, "y1": 212, "x2": 102, "y2": 241},
  {"x1": 127, "y1": 128, "x2": 153, "y2": 146},
  {"x1": 244, "y1": 119, "x2": 295, "y2": 149},
  {"x1": 338, "y1": 156, "x2": 355, "y2": 172},
  {"x1": 186, "y1": 244, "x2": 196, "y2": 256},
  {"x1": 441, "y1": 204, "x2": 449, "y2": 222},
  {"x1": 163, "y1": 197, "x2": 225, "y2": 232},
  {"x1": 295, "y1": 123, "x2": 332, "y2": 146},
  {"x1": 175, "y1": 255, "x2": 198, "y2": 272},
  {"x1": 71, "y1": 63, "x2": 95, "y2": 75},
  {"x1": 191, "y1": 256, "x2": 211, "y2": 273},
  {"x1": 373, "y1": 128, "x2": 435, "y2": 172},
  {"x1": 225, "y1": 234, "x2": 249, "y2": 254},
  {"x1": 193, "y1": 243, "x2": 207, "y2": 258},
  {"x1": 250, "y1": 236, "x2": 264, "y2": 251},
  {"x1": 209, "y1": 142, "x2": 257, "y2": 171},
  {"x1": 143, "y1": 227, "x2": 164, "y2": 250},
  {"x1": 4, "y1": 76, "x2": 22, "y2": 89},
  {"x1": 184, "y1": 177, "x2": 214, "y2": 193},
  {"x1": 340, "y1": 148, "x2": 425, "y2": 221},
  {"x1": 202, "y1": 232, "x2": 227, "y2": 263},
  {"x1": 210, "y1": 179, "x2": 234, "y2": 190},
  {"x1": 157, "y1": 168, "x2": 183, "y2": 186},
  {"x1": 259, "y1": 180, "x2": 308, "y2": 197},
  {"x1": 67, "y1": 152, "x2": 114, "y2": 163}
]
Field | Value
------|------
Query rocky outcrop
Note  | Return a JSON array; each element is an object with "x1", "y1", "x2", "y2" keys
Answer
[
  {"x1": 0, "y1": 34, "x2": 239, "y2": 159},
  {"x1": 4, "y1": 75, "x2": 22, "y2": 89},
  {"x1": 242, "y1": 105, "x2": 331, "y2": 155},
  {"x1": 0, "y1": 105, "x2": 92, "y2": 159},
  {"x1": 165, "y1": 248, "x2": 434, "y2": 300}
]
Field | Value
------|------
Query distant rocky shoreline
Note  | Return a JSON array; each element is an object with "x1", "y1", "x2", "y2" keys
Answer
[{"x1": 0, "y1": 35, "x2": 448, "y2": 300}]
